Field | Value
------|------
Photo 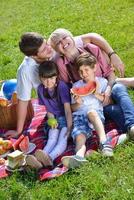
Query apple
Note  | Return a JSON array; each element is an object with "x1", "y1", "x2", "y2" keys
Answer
[
  {"x1": 0, "y1": 138, "x2": 4, "y2": 145},
  {"x1": 0, "y1": 158, "x2": 5, "y2": 165},
  {"x1": 0, "y1": 146, "x2": 6, "y2": 155},
  {"x1": 2, "y1": 140, "x2": 12, "y2": 150},
  {"x1": 47, "y1": 118, "x2": 57, "y2": 127}
]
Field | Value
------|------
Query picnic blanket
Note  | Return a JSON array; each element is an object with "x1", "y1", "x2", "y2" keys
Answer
[{"x1": 0, "y1": 99, "x2": 125, "y2": 181}]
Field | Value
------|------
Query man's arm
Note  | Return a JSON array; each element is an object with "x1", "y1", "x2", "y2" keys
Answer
[
  {"x1": 80, "y1": 33, "x2": 125, "y2": 77},
  {"x1": 5, "y1": 100, "x2": 29, "y2": 138},
  {"x1": 16, "y1": 100, "x2": 29, "y2": 135}
]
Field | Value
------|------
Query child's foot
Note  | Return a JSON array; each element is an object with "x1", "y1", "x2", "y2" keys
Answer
[
  {"x1": 25, "y1": 155, "x2": 43, "y2": 170},
  {"x1": 61, "y1": 155, "x2": 88, "y2": 169},
  {"x1": 34, "y1": 150, "x2": 53, "y2": 167},
  {"x1": 100, "y1": 143, "x2": 113, "y2": 157}
]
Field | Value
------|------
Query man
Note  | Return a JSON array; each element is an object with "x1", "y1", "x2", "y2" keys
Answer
[{"x1": 5, "y1": 31, "x2": 124, "y2": 138}]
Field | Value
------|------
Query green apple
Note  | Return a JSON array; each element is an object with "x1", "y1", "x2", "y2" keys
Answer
[{"x1": 47, "y1": 118, "x2": 57, "y2": 127}]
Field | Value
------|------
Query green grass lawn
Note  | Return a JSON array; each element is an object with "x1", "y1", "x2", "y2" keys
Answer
[{"x1": 0, "y1": 0, "x2": 134, "y2": 199}]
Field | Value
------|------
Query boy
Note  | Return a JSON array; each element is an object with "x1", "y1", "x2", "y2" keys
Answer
[{"x1": 61, "y1": 52, "x2": 113, "y2": 169}]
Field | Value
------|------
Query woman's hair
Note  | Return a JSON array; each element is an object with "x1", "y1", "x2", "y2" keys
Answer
[
  {"x1": 39, "y1": 61, "x2": 59, "y2": 99},
  {"x1": 48, "y1": 28, "x2": 73, "y2": 50},
  {"x1": 75, "y1": 52, "x2": 97, "y2": 70},
  {"x1": 19, "y1": 32, "x2": 44, "y2": 56}
]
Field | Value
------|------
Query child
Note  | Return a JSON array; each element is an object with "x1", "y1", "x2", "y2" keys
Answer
[
  {"x1": 61, "y1": 52, "x2": 113, "y2": 168},
  {"x1": 26, "y1": 61, "x2": 72, "y2": 170}
]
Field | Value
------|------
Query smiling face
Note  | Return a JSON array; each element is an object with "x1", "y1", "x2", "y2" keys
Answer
[
  {"x1": 41, "y1": 76, "x2": 57, "y2": 90},
  {"x1": 54, "y1": 35, "x2": 75, "y2": 55},
  {"x1": 49, "y1": 28, "x2": 76, "y2": 57},
  {"x1": 78, "y1": 64, "x2": 96, "y2": 83}
]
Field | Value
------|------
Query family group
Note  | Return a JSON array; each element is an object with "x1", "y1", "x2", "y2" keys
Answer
[{"x1": 5, "y1": 28, "x2": 134, "y2": 169}]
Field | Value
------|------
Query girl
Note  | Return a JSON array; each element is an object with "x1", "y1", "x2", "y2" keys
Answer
[{"x1": 26, "y1": 61, "x2": 72, "y2": 169}]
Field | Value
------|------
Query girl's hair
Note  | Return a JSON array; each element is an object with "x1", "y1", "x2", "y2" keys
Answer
[
  {"x1": 39, "y1": 60, "x2": 59, "y2": 78},
  {"x1": 39, "y1": 61, "x2": 59, "y2": 99},
  {"x1": 75, "y1": 52, "x2": 97, "y2": 70},
  {"x1": 48, "y1": 28, "x2": 73, "y2": 51}
]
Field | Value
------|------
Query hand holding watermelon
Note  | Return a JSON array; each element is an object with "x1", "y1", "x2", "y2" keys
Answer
[{"x1": 73, "y1": 95, "x2": 83, "y2": 105}]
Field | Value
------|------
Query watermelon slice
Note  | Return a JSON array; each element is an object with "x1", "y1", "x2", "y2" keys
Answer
[
  {"x1": 19, "y1": 136, "x2": 29, "y2": 153},
  {"x1": 13, "y1": 135, "x2": 25, "y2": 150},
  {"x1": 71, "y1": 81, "x2": 96, "y2": 96}
]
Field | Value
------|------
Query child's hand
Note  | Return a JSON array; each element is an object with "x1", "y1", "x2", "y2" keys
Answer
[
  {"x1": 51, "y1": 122, "x2": 58, "y2": 129},
  {"x1": 94, "y1": 93, "x2": 105, "y2": 102},
  {"x1": 73, "y1": 94, "x2": 83, "y2": 104},
  {"x1": 103, "y1": 89, "x2": 112, "y2": 106}
]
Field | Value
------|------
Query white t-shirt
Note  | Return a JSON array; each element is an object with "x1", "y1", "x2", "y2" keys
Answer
[
  {"x1": 17, "y1": 36, "x2": 83, "y2": 101},
  {"x1": 17, "y1": 57, "x2": 40, "y2": 101},
  {"x1": 71, "y1": 77, "x2": 108, "y2": 119}
]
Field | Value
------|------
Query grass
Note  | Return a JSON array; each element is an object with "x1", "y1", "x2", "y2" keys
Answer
[{"x1": 0, "y1": 0, "x2": 134, "y2": 199}]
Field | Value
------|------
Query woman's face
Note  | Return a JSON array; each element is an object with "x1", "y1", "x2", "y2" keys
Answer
[
  {"x1": 41, "y1": 76, "x2": 57, "y2": 89},
  {"x1": 54, "y1": 36, "x2": 75, "y2": 56}
]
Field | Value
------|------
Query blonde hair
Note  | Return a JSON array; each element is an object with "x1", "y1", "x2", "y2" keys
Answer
[
  {"x1": 48, "y1": 28, "x2": 73, "y2": 50},
  {"x1": 75, "y1": 52, "x2": 97, "y2": 70}
]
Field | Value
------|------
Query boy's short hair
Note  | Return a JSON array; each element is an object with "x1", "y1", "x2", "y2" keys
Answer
[
  {"x1": 19, "y1": 32, "x2": 44, "y2": 56},
  {"x1": 49, "y1": 28, "x2": 73, "y2": 50},
  {"x1": 75, "y1": 52, "x2": 97, "y2": 70}
]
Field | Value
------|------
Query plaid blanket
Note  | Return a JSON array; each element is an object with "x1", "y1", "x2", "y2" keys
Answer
[{"x1": 0, "y1": 99, "x2": 124, "y2": 181}]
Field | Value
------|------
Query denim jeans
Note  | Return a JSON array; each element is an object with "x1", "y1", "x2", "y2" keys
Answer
[
  {"x1": 104, "y1": 104, "x2": 126, "y2": 132},
  {"x1": 104, "y1": 83, "x2": 134, "y2": 132}
]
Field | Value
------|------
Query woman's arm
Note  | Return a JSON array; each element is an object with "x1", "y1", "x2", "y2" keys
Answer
[{"x1": 80, "y1": 33, "x2": 125, "y2": 77}]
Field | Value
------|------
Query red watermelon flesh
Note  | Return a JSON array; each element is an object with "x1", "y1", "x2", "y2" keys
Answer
[
  {"x1": 71, "y1": 81, "x2": 96, "y2": 96},
  {"x1": 19, "y1": 136, "x2": 29, "y2": 153},
  {"x1": 13, "y1": 134, "x2": 25, "y2": 150}
]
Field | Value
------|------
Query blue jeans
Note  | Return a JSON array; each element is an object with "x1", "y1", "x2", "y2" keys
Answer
[
  {"x1": 104, "y1": 83, "x2": 134, "y2": 132},
  {"x1": 104, "y1": 104, "x2": 126, "y2": 132}
]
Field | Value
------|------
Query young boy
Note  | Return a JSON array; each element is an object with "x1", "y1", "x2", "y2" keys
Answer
[{"x1": 61, "y1": 52, "x2": 113, "y2": 169}]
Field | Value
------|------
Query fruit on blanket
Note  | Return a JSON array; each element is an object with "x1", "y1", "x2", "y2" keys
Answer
[
  {"x1": 0, "y1": 146, "x2": 6, "y2": 155},
  {"x1": 71, "y1": 81, "x2": 96, "y2": 96},
  {"x1": 19, "y1": 136, "x2": 29, "y2": 153},
  {"x1": 0, "y1": 138, "x2": 4, "y2": 145},
  {"x1": 2, "y1": 79, "x2": 17, "y2": 100},
  {"x1": 13, "y1": 135, "x2": 25, "y2": 150},
  {"x1": 47, "y1": 118, "x2": 57, "y2": 127},
  {"x1": 0, "y1": 158, "x2": 5, "y2": 165},
  {"x1": 2, "y1": 140, "x2": 12, "y2": 150},
  {"x1": 0, "y1": 97, "x2": 8, "y2": 107}
]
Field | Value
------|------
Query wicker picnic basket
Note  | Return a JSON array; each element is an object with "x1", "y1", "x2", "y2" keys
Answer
[{"x1": 0, "y1": 96, "x2": 34, "y2": 129}]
